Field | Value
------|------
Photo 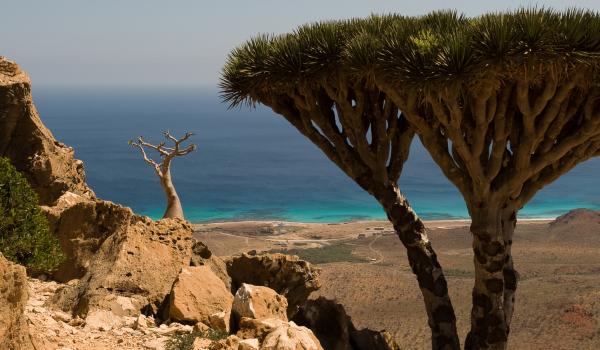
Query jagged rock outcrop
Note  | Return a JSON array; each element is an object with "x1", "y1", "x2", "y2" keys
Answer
[
  {"x1": 41, "y1": 191, "x2": 134, "y2": 282},
  {"x1": 294, "y1": 297, "x2": 400, "y2": 350},
  {"x1": 190, "y1": 240, "x2": 232, "y2": 290},
  {"x1": 233, "y1": 284, "x2": 288, "y2": 323},
  {"x1": 225, "y1": 253, "x2": 321, "y2": 318},
  {"x1": 167, "y1": 266, "x2": 233, "y2": 328},
  {"x1": 52, "y1": 217, "x2": 194, "y2": 317},
  {"x1": 0, "y1": 56, "x2": 93, "y2": 206},
  {"x1": 0, "y1": 254, "x2": 34, "y2": 350}
]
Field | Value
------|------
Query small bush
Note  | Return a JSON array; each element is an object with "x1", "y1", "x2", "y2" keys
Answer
[
  {"x1": 269, "y1": 243, "x2": 369, "y2": 264},
  {"x1": 165, "y1": 329, "x2": 228, "y2": 350},
  {"x1": 0, "y1": 157, "x2": 64, "y2": 272}
]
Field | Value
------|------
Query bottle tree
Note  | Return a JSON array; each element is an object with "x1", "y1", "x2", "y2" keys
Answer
[
  {"x1": 221, "y1": 9, "x2": 600, "y2": 350},
  {"x1": 129, "y1": 131, "x2": 196, "y2": 219},
  {"x1": 221, "y1": 17, "x2": 459, "y2": 349}
]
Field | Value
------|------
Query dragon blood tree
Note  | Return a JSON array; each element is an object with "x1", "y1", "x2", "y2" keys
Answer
[
  {"x1": 221, "y1": 17, "x2": 460, "y2": 349},
  {"x1": 221, "y1": 9, "x2": 600, "y2": 350},
  {"x1": 375, "y1": 9, "x2": 600, "y2": 349}
]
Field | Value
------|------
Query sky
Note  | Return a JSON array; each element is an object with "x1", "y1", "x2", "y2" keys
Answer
[{"x1": 2, "y1": 0, "x2": 600, "y2": 87}]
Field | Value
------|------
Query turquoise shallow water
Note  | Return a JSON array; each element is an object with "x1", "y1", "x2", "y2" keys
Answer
[{"x1": 34, "y1": 87, "x2": 600, "y2": 223}]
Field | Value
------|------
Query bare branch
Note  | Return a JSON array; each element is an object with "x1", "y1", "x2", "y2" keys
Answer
[
  {"x1": 130, "y1": 131, "x2": 197, "y2": 177},
  {"x1": 129, "y1": 139, "x2": 162, "y2": 177}
]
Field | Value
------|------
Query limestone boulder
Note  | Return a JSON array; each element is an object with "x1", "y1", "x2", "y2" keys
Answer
[
  {"x1": 52, "y1": 217, "x2": 194, "y2": 316},
  {"x1": 213, "y1": 335, "x2": 241, "y2": 350},
  {"x1": 293, "y1": 297, "x2": 400, "y2": 350},
  {"x1": 41, "y1": 192, "x2": 134, "y2": 282},
  {"x1": 233, "y1": 284, "x2": 288, "y2": 323},
  {"x1": 0, "y1": 254, "x2": 34, "y2": 350},
  {"x1": 209, "y1": 311, "x2": 230, "y2": 333},
  {"x1": 190, "y1": 240, "x2": 231, "y2": 290},
  {"x1": 260, "y1": 321, "x2": 323, "y2": 350},
  {"x1": 237, "y1": 317, "x2": 287, "y2": 341},
  {"x1": 225, "y1": 253, "x2": 321, "y2": 318},
  {"x1": 167, "y1": 266, "x2": 233, "y2": 328},
  {"x1": 239, "y1": 338, "x2": 260, "y2": 350},
  {"x1": 0, "y1": 56, "x2": 93, "y2": 206}
]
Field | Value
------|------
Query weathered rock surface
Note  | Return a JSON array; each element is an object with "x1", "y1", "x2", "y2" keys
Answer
[
  {"x1": 293, "y1": 297, "x2": 400, "y2": 350},
  {"x1": 0, "y1": 254, "x2": 34, "y2": 350},
  {"x1": 213, "y1": 335, "x2": 241, "y2": 350},
  {"x1": 190, "y1": 240, "x2": 232, "y2": 290},
  {"x1": 233, "y1": 284, "x2": 288, "y2": 323},
  {"x1": 41, "y1": 191, "x2": 134, "y2": 282},
  {"x1": 52, "y1": 217, "x2": 194, "y2": 317},
  {"x1": 0, "y1": 56, "x2": 93, "y2": 206},
  {"x1": 260, "y1": 321, "x2": 323, "y2": 350},
  {"x1": 237, "y1": 317, "x2": 287, "y2": 341},
  {"x1": 167, "y1": 266, "x2": 233, "y2": 327},
  {"x1": 239, "y1": 338, "x2": 260, "y2": 350},
  {"x1": 225, "y1": 253, "x2": 321, "y2": 318}
]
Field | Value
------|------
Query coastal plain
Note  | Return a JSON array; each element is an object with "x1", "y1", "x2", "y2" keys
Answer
[{"x1": 195, "y1": 211, "x2": 600, "y2": 350}]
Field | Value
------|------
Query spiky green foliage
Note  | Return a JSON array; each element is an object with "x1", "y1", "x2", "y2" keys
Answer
[
  {"x1": 221, "y1": 8, "x2": 600, "y2": 106},
  {"x1": 0, "y1": 157, "x2": 65, "y2": 272}
]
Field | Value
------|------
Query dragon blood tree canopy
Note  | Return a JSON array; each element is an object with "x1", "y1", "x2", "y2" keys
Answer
[
  {"x1": 222, "y1": 8, "x2": 600, "y2": 209},
  {"x1": 222, "y1": 9, "x2": 600, "y2": 348}
]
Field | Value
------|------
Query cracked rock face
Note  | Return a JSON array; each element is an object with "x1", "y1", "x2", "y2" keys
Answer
[
  {"x1": 225, "y1": 253, "x2": 321, "y2": 319},
  {"x1": 41, "y1": 192, "x2": 135, "y2": 282},
  {"x1": 232, "y1": 284, "x2": 288, "y2": 323},
  {"x1": 0, "y1": 254, "x2": 34, "y2": 350},
  {"x1": 167, "y1": 265, "x2": 233, "y2": 328},
  {"x1": 0, "y1": 56, "x2": 94, "y2": 206},
  {"x1": 52, "y1": 217, "x2": 195, "y2": 318}
]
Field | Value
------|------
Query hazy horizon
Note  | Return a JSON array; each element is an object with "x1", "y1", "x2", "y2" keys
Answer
[{"x1": 3, "y1": 0, "x2": 600, "y2": 88}]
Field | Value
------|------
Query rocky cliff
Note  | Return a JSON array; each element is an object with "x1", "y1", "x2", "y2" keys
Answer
[{"x1": 0, "y1": 56, "x2": 93, "y2": 205}]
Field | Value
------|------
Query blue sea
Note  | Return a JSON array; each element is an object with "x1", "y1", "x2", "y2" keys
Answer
[{"x1": 33, "y1": 87, "x2": 600, "y2": 223}]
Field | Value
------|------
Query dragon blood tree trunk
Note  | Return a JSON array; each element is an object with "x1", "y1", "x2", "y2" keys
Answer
[
  {"x1": 373, "y1": 182, "x2": 460, "y2": 350},
  {"x1": 255, "y1": 90, "x2": 461, "y2": 349},
  {"x1": 464, "y1": 203, "x2": 517, "y2": 350}
]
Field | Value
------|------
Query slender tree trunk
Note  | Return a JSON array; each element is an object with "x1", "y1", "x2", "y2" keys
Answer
[
  {"x1": 464, "y1": 205, "x2": 518, "y2": 350},
  {"x1": 160, "y1": 168, "x2": 184, "y2": 219},
  {"x1": 374, "y1": 182, "x2": 460, "y2": 350}
]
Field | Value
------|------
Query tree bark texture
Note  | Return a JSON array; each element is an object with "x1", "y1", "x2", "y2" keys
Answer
[
  {"x1": 375, "y1": 182, "x2": 460, "y2": 350},
  {"x1": 464, "y1": 205, "x2": 517, "y2": 350},
  {"x1": 160, "y1": 167, "x2": 184, "y2": 219}
]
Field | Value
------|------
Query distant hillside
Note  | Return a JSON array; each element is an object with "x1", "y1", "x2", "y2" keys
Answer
[{"x1": 547, "y1": 209, "x2": 600, "y2": 242}]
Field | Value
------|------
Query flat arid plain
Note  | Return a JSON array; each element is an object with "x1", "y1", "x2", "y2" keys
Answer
[{"x1": 195, "y1": 209, "x2": 600, "y2": 350}]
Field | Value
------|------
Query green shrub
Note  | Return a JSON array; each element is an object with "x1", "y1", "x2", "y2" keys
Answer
[
  {"x1": 165, "y1": 329, "x2": 228, "y2": 350},
  {"x1": 269, "y1": 243, "x2": 370, "y2": 264},
  {"x1": 0, "y1": 157, "x2": 64, "y2": 272}
]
